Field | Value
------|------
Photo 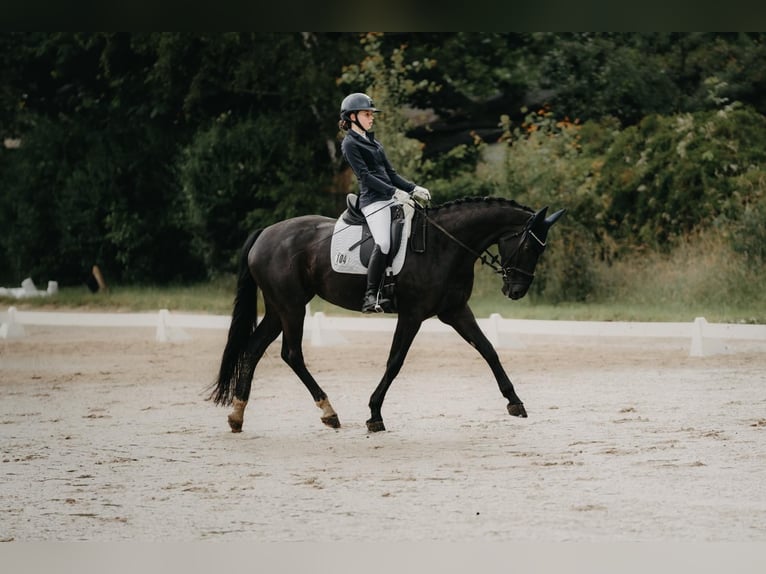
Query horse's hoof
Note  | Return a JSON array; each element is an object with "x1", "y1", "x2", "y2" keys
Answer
[
  {"x1": 507, "y1": 403, "x2": 528, "y2": 418},
  {"x1": 366, "y1": 419, "x2": 386, "y2": 433},
  {"x1": 321, "y1": 414, "x2": 341, "y2": 429},
  {"x1": 228, "y1": 416, "x2": 243, "y2": 433}
]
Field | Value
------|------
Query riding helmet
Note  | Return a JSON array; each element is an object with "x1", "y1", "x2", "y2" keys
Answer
[{"x1": 340, "y1": 93, "x2": 380, "y2": 120}]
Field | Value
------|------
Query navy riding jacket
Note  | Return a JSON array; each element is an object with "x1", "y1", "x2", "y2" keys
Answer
[{"x1": 341, "y1": 130, "x2": 415, "y2": 209}]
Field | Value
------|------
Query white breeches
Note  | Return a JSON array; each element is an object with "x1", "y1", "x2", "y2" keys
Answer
[{"x1": 361, "y1": 199, "x2": 395, "y2": 255}]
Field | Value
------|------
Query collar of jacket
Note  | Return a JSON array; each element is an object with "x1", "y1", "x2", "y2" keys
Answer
[{"x1": 349, "y1": 129, "x2": 378, "y2": 145}]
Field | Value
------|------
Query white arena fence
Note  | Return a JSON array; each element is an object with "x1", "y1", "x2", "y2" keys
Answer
[{"x1": 2, "y1": 305, "x2": 765, "y2": 357}]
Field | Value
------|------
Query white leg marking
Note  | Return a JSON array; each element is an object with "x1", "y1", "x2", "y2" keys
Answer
[
  {"x1": 316, "y1": 398, "x2": 337, "y2": 419},
  {"x1": 229, "y1": 398, "x2": 247, "y2": 426}
]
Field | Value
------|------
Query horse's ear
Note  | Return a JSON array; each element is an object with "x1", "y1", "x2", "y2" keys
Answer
[
  {"x1": 545, "y1": 208, "x2": 566, "y2": 227},
  {"x1": 533, "y1": 206, "x2": 549, "y2": 225}
]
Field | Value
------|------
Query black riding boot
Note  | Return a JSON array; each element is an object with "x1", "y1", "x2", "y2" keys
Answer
[{"x1": 362, "y1": 245, "x2": 390, "y2": 313}]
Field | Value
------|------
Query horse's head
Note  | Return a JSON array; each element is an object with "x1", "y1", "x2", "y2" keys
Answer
[{"x1": 498, "y1": 206, "x2": 566, "y2": 300}]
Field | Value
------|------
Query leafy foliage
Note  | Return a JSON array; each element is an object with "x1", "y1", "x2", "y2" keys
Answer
[
  {"x1": 599, "y1": 105, "x2": 766, "y2": 248},
  {"x1": 494, "y1": 103, "x2": 766, "y2": 301},
  {"x1": 2, "y1": 31, "x2": 766, "y2": 309},
  {"x1": 179, "y1": 111, "x2": 336, "y2": 273}
]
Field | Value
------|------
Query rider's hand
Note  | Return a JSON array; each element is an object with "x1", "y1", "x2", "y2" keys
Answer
[
  {"x1": 412, "y1": 186, "x2": 431, "y2": 206},
  {"x1": 393, "y1": 189, "x2": 414, "y2": 207}
]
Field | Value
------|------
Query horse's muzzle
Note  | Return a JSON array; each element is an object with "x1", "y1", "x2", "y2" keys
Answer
[{"x1": 502, "y1": 281, "x2": 529, "y2": 300}]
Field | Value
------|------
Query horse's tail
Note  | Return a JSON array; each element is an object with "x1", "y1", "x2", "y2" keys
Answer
[{"x1": 208, "y1": 229, "x2": 263, "y2": 406}]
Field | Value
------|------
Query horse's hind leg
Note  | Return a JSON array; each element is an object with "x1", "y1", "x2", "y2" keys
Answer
[
  {"x1": 279, "y1": 310, "x2": 340, "y2": 429},
  {"x1": 227, "y1": 398, "x2": 247, "y2": 433},
  {"x1": 228, "y1": 312, "x2": 282, "y2": 432}
]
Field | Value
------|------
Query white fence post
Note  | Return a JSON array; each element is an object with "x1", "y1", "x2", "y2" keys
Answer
[
  {"x1": 0, "y1": 306, "x2": 26, "y2": 339},
  {"x1": 485, "y1": 312, "x2": 526, "y2": 349},
  {"x1": 689, "y1": 316, "x2": 725, "y2": 357},
  {"x1": 155, "y1": 309, "x2": 191, "y2": 343},
  {"x1": 485, "y1": 312, "x2": 501, "y2": 347},
  {"x1": 309, "y1": 311, "x2": 347, "y2": 347}
]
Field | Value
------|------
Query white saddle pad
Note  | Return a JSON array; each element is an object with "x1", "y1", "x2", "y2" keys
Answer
[{"x1": 330, "y1": 213, "x2": 412, "y2": 276}]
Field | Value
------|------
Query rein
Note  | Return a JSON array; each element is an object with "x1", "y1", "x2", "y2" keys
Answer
[
  {"x1": 418, "y1": 209, "x2": 504, "y2": 273},
  {"x1": 417, "y1": 205, "x2": 545, "y2": 279}
]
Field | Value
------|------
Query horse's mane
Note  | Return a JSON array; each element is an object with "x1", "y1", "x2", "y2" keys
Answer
[{"x1": 430, "y1": 196, "x2": 535, "y2": 214}]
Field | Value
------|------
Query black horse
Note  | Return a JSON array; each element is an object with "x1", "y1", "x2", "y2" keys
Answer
[{"x1": 209, "y1": 197, "x2": 564, "y2": 432}]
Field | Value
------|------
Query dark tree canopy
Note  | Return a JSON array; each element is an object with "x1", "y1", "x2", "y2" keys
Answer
[{"x1": 1, "y1": 32, "x2": 765, "y2": 286}]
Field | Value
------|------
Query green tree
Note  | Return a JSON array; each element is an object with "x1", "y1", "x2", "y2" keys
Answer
[
  {"x1": 338, "y1": 32, "x2": 496, "y2": 201},
  {"x1": 0, "y1": 33, "x2": 359, "y2": 282},
  {"x1": 599, "y1": 105, "x2": 766, "y2": 248},
  {"x1": 4, "y1": 32, "x2": 766, "y2": 288}
]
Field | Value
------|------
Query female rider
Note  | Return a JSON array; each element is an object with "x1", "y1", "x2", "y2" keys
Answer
[{"x1": 339, "y1": 92, "x2": 431, "y2": 313}]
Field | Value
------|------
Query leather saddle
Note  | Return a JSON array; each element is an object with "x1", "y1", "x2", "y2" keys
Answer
[{"x1": 341, "y1": 194, "x2": 405, "y2": 267}]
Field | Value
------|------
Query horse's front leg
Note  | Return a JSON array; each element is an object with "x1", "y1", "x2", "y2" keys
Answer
[
  {"x1": 438, "y1": 304, "x2": 528, "y2": 418},
  {"x1": 367, "y1": 317, "x2": 422, "y2": 432}
]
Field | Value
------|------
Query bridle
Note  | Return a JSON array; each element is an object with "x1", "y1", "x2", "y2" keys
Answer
[
  {"x1": 501, "y1": 227, "x2": 547, "y2": 283},
  {"x1": 419, "y1": 207, "x2": 546, "y2": 282}
]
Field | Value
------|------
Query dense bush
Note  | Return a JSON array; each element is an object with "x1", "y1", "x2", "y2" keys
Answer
[
  {"x1": 492, "y1": 103, "x2": 766, "y2": 303},
  {"x1": 728, "y1": 191, "x2": 766, "y2": 265},
  {"x1": 491, "y1": 108, "x2": 615, "y2": 301},
  {"x1": 599, "y1": 105, "x2": 766, "y2": 249},
  {"x1": 0, "y1": 113, "x2": 205, "y2": 285},
  {"x1": 179, "y1": 112, "x2": 338, "y2": 274},
  {"x1": 0, "y1": 117, "x2": 63, "y2": 284},
  {"x1": 0, "y1": 32, "x2": 352, "y2": 285}
]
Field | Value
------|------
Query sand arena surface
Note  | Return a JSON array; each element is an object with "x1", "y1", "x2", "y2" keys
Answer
[{"x1": 1, "y1": 323, "x2": 766, "y2": 542}]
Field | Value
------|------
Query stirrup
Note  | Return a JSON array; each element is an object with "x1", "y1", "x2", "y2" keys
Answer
[
  {"x1": 362, "y1": 302, "x2": 382, "y2": 314},
  {"x1": 362, "y1": 292, "x2": 388, "y2": 313}
]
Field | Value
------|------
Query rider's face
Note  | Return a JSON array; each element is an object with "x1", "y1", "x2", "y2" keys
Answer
[{"x1": 354, "y1": 109, "x2": 375, "y2": 131}]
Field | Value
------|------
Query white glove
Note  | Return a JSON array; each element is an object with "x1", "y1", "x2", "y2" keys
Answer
[
  {"x1": 412, "y1": 185, "x2": 431, "y2": 201},
  {"x1": 393, "y1": 188, "x2": 414, "y2": 207},
  {"x1": 412, "y1": 185, "x2": 431, "y2": 205}
]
